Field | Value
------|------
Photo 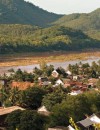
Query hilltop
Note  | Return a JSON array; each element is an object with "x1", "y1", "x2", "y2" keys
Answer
[
  {"x1": 53, "y1": 8, "x2": 100, "y2": 40},
  {"x1": 0, "y1": 0, "x2": 62, "y2": 27},
  {"x1": 0, "y1": 0, "x2": 100, "y2": 53}
]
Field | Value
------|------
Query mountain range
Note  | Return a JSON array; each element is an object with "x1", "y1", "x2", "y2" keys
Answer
[
  {"x1": 53, "y1": 8, "x2": 100, "y2": 40},
  {"x1": 0, "y1": 0, "x2": 62, "y2": 27},
  {"x1": 0, "y1": 0, "x2": 100, "y2": 54}
]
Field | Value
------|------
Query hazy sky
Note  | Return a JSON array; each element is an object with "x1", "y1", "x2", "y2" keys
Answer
[{"x1": 25, "y1": 0, "x2": 100, "y2": 14}]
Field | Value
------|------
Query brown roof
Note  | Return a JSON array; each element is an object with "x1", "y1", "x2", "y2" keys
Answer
[
  {"x1": 11, "y1": 81, "x2": 34, "y2": 90},
  {"x1": 0, "y1": 106, "x2": 25, "y2": 116},
  {"x1": 48, "y1": 126, "x2": 68, "y2": 130},
  {"x1": 88, "y1": 78, "x2": 98, "y2": 84}
]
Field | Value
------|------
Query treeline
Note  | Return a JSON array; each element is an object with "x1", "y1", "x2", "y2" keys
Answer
[{"x1": 0, "y1": 24, "x2": 100, "y2": 54}]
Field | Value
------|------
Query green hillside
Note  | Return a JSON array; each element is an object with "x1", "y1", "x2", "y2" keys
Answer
[
  {"x1": 53, "y1": 8, "x2": 100, "y2": 40},
  {"x1": 0, "y1": 24, "x2": 99, "y2": 54},
  {"x1": 0, "y1": 0, "x2": 62, "y2": 27},
  {"x1": 0, "y1": 0, "x2": 99, "y2": 54}
]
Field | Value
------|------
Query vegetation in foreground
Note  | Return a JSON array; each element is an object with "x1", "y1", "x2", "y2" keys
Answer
[{"x1": 0, "y1": 60, "x2": 100, "y2": 129}]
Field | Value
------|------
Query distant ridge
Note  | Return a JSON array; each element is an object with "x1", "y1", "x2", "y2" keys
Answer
[
  {"x1": 0, "y1": 0, "x2": 62, "y2": 27},
  {"x1": 53, "y1": 8, "x2": 100, "y2": 40},
  {"x1": 54, "y1": 8, "x2": 100, "y2": 31},
  {"x1": 0, "y1": 0, "x2": 99, "y2": 53}
]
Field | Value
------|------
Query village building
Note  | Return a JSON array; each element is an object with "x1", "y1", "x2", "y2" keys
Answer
[
  {"x1": 38, "y1": 105, "x2": 50, "y2": 116},
  {"x1": 0, "y1": 80, "x2": 4, "y2": 86},
  {"x1": 68, "y1": 90, "x2": 83, "y2": 96},
  {"x1": 11, "y1": 81, "x2": 34, "y2": 90},
  {"x1": 67, "y1": 125, "x2": 75, "y2": 130},
  {"x1": 73, "y1": 76, "x2": 78, "y2": 81},
  {"x1": 56, "y1": 79, "x2": 64, "y2": 86},
  {"x1": 53, "y1": 79, "x2": 64, "y2": 87},
  {"x1": 38, "y1": 77, "x2": 51, "y2": 86},
  {"x1": 48, "y1": 125, "x2": 75, "y2": 130},
  {"x1": 52, "y1": 70, "x2": 59, "y2": 78},
  {"x1": 66, "y1": 71, "x2": 72, "y2": 76},
  {"x1": 48, "y1": 126, "x2": 67, "y2": 130},
  {"x1": 64, "y1": 80, "x2": 88, "y2": 91},
  {"x1": 88, "y1": 78, "x2": 98, "y2": 86},
  {"x1": 77, "y1": 118, "x2": 94, "y2": 130},
  {"x1": 89, "y1": 114, "x2": 100, "y2": 124},
  {"x1": 38, "y1": 77, "x2": 48, "y2": 82}
]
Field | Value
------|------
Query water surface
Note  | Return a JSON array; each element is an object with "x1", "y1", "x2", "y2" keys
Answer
[{"x1": 0, "y1": 57, "x2": 100, "y2": 75}]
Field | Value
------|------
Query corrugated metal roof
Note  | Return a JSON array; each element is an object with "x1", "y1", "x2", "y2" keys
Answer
[
  {"x1": 0, "y1": 106, "x2": 25, "y2": 116},
  {"x1": 77, "y1": 118, "x2": 93, "y2": 127}
]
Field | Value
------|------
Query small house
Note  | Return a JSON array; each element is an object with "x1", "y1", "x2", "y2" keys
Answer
[
  {"x1": 89, "y1": 114, "x2": 100, "y2": 124},
  {"x1": 68, "y1": 90, "x2": 82, "y2": 96},
  {"x1": 38, "y1": 106, "x2": 50, "y2": 116},
  {"x1": 38, "y1": 77, "x2": 51, "y2": 86},
  {"x1": 48, "y1": 126, "x2": 75, "y2": 130},
  {"x1": 73, "y1": 76, "x2": 78, "y2": 81},
  {"x1": 48, "y1": 126, "x2": 69, "y2": 130},
  {"x1": 88, "y1": 78, "x2": 98, "y2": 86},
  {"x1": 56, "y1": 79, "x2": 64, "y2": 86},
  {"x1": 66, "y1": 71, "x2": 72, "y2": 76},
  {"x1": 0, "y1": 80, "x2": 4, "y2": 86},
  {"x1": 38, "y1": 77, "x2": 48, "y2": 82},
  {"x1": 77, "y1": 118, "x2": 94, "y2": 130},
  {"x1": 52, "y1": 70, "x2": 59, "y2": 78},
  {"x1": 53, "y1": 79, "x2": 64, "y2": 87}
]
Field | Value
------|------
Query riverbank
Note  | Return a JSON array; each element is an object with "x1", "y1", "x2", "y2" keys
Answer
[{"x1": 0, "y1": 50, "x2": 100, "y2": 67}]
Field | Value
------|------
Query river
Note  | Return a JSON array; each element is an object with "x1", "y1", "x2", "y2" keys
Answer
[{"x1": 0, "y1": 57, "x2": 100, "y2": 75}]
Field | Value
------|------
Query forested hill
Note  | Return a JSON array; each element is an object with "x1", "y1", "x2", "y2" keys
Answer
[
  {"x1": 0, "y1": 1, "x2": 100, "y2": 54},
  {"x1": 0, "y1": 24, "x2": 99, "y2": 54},
  {"x1": 53, "y1": 8, "x2": 100, "y2": 40},
  {"x1": 0, "y1": 0, "x2": 62, "y2": 27},
  {"x1": 54, "y1": 8, "x2": 100, "y2": 31}
]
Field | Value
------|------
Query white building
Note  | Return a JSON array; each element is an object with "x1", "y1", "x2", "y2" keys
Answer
[
  {"x1": 38, "y1": 106, "x2": 50, "y2": 116},
  {"x1": 89, "y1": 114, "x2": 100, "y2": 124}
]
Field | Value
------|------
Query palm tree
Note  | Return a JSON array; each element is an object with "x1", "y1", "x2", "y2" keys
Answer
[{"x1": 8, "y1": 87, "x2": 21, "y2": 106}]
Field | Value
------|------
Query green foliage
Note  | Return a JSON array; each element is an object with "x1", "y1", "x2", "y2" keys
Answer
[
  {"x1": 0, "y1": 0, "x2": 61, "y2": 27},
  {"x1": 19, "y1": 110, "x2": 47, "y2": 130},
  {"x1": 5, "y1": 110, "x2": 47, "y2": 130},
  {"x1": 11, "y1": 69, "x2": 34, "y2": 82},
  {"x1": 68, "y1": 61, "x2": 100, "y2": 78},
  {"x1": 0, "y1": 0, "x2": 100, "y2": 42},
  {"x1": 53, "y1": 8, "x2": 100, "y2": 40},
  {"x1": 20, "y1": 87, "x2": 46, "y2": 109},
  {"x1": 5, "y1": 110, "x2": 22, "y2": 130},
  {"x1": 0, "y1": 25, "x2": 99, "y2": 54},
  {"x1": 39, "y1": 62, "x2": 54, "y2": 76},
  {"x1": 49, "y1": 91, "x2": 100, "y2": 127},
  {"x1": 69, "y1": 117, "x2": 80, "y2": 130},
  {"x1": 7, "y1": 87, "x2": 21, "y2": 106},
  {"x1": 42, "y1": 87, "x2": 67, "y2": 111}
]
